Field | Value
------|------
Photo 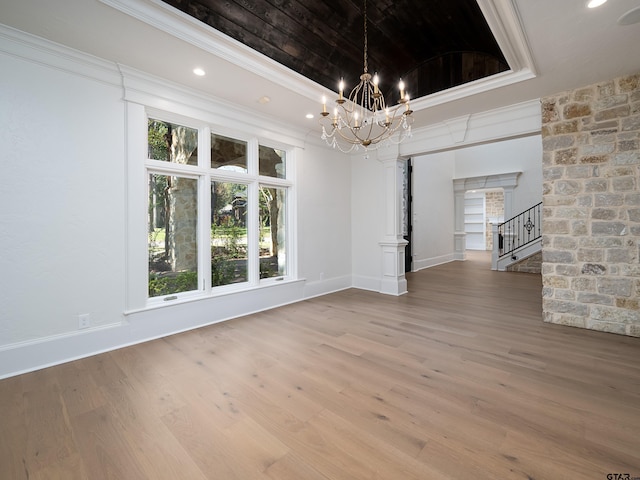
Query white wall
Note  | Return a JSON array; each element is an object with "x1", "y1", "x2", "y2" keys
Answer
[
  {"x1": 298, "y1": 143, "x2": 352, "y2": 296},
  {"x1": 350, "y1": 154, "x2": 385, "y2": 291},
  {"x1": 411, "y1": 151, "x2": 456, "y2": 270},
  {"x1": 454, "y1": 135, "x2": 543, "y2": 215},
  {"x1": 0, "y1": 51, "x2": 127, "y2": 346},
  {"x1": 0, "y1": 29, "x2": 353, "y2": 378}
]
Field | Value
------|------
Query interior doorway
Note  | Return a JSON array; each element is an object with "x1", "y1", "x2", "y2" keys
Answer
[{"x1": 403, "y1": 158, "x2": 413, "y2": 272}]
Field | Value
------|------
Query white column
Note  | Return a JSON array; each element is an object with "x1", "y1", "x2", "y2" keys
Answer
[
  {"x1": 378, "y1": 148, "x2": 408, "y2": 296},
  {"x1": 453, "y1": 179, "x2": 467, "y2": 261}
]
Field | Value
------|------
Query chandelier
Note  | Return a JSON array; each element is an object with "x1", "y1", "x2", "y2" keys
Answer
[{"x1": 320, "y1": 0, "x2": 413, "y2": 153}]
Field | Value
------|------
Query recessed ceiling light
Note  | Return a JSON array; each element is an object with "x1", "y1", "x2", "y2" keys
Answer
[
  {"x1": 587, "y1": 0, "x2": 607, "y2": 8},
  {"x1": 258, "y1": 96, "x2": 271, "y2": 104},
  {"x1": 193, "y1": 68, "x2": 206, "y2": 76},
  {"x1": 306, "y1": 113, "x2": 314, "y2": 119}
]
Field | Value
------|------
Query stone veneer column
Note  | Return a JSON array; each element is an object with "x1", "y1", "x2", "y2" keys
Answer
[{"x1": 541, "y1": 72, "x2": 640, "y2": 337}]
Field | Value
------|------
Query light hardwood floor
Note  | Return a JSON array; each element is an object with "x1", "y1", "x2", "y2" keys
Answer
[{"x1": 2, "y1": 252, "x2": 640, "y2": 479}]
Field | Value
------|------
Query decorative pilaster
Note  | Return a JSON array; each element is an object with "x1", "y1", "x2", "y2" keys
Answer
[
  {"x1": 453, "y1": 179, "x2": 467, "y2": 260},
  {"x1": 378, "y1": 148, "x2": 408, "y2": 295}
]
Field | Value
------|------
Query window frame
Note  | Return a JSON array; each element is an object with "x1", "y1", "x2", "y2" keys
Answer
[{"x1": 138, "y1": 108, "x2": 295, "y2": 309}]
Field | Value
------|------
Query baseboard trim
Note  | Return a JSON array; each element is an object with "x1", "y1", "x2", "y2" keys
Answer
[{"x1": 413, "y1": 253, "x2": 456, "y2": 271}]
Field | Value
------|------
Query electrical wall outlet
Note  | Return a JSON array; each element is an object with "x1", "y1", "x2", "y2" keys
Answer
[{"x1": 78, "y1": 313, "x2": 91, "y2": 329}]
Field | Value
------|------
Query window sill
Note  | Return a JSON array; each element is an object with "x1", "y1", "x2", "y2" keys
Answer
[{"x1": 124, "y1": 277, "x2": 305, "y2": 316}]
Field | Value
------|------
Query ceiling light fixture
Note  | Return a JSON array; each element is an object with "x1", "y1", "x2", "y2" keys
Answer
[
  {"x1": 193, "y1": 67, "x2": 206, "y2": 76},
  {"x1": 319, "y1": 0, "x2": 413, "y2": 152},
  {"x1": 618, "y1": 6, "x2": 640, "y2": 25},
  {"x1": 587, "y1": 0, "x2": 607, "y2": 8}
]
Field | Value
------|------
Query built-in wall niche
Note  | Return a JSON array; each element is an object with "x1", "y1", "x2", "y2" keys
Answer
[
  {"x1": 464, "y1": 189, "x2": 505, "y2": 251},
  {"x1": 464, "y1": 191, "x2": 486, "y2": 250}
]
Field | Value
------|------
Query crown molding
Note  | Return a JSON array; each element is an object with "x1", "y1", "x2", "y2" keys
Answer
[
  {"x1": 410, "y1": 67, "x2": 535, "y2": 112},
  {"x1": 98, "y1": 0, "x2": 323, "y2": 101},
  {"x1": 0, "y1": 21, "x2": 310, "y2": 149},
  {"x1": 119, "y1": 64, "x2": 308, "y2": 148},
  {"x1": 99, "y1": 0, "x2": 536, "y2": 114},
  {"x1": 478, "y1": 0, "x2": 537, "y2": 75},
  {"x1": 0, "y1": 24, "x2": 121, "y2": 87},
  {"x1": 411, "y1": 0, "x2": 537, "y2": 112},
  {"x1": 400, "y1": 99, "x2": 541, "y2": 157}
]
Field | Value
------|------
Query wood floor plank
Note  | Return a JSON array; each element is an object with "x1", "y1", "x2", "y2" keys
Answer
[
  {"x1": 108, "y1": 346, "x2": 188, "y2": 418},
  {"x1": 1, "y1": 252, "x2": 639, "y2": 478},
  {"x1": 68, "y1": 405, "x2": 149, "y2": 480},
  {"x1": 96, "y1": 377, "x2": 210, "y2": 480},
  {"x1": 56, "y1": 361, "x2": 106, "y2": 418},
  {"x1": 298, "y1": 409, "x2": 451, "y2": 480},
  {"x1": 30, "y1": 453, "x2": 89, "y2": 480},
  {"x1": 161, "y1": 404, "x2": 272, "y2": 480},
  {"x1": 23, "y1": 383, "x2": 77, "y2": 473},
  {"x1": 0, "y1": 376, "x2": 30, "y2": 480},
  {"x1": 265, "y1": 452, "x2": 331, "y2": 480}
]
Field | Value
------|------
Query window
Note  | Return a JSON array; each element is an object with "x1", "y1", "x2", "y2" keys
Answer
[
  {"x1": 259, "y1": 185, "x2": 287, "y2": 279},
  {"x1": 211, "y1": 181, "x2": 248, "y2": 286},
  {"x1": 145, "y1": 117, "x2": 293, "y2": 303},
  {"x1": 259, "y1": 145, "x2": 286, "y2": 178},
  {"x1": 148, "y1": 173, "x2": 198, "y2": 297}
]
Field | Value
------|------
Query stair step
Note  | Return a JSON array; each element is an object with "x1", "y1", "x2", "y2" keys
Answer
[{"x1": 506, "y1": 251, "x2": 542, "y2": 274}]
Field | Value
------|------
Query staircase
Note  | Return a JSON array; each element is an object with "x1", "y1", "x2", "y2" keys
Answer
[
  {"x1": 491, "y1": 202, "x2": 542, "y2": 271},
  {"x1": 506, "y1": 251, "x2": 542, "y2": 273}
]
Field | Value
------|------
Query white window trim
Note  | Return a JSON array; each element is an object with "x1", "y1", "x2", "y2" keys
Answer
[{"x1": 125, "y1": 98, "x2": 297, "y2": 312}]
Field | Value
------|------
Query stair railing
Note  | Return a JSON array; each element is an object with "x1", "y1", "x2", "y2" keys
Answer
[{"x1": 498, "y1": 202, "x2": 542, "y2": 259}]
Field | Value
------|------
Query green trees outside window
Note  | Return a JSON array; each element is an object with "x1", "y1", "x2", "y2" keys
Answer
[{"x1": 146, "y1": 118, "x2": 290, "y2": 299}]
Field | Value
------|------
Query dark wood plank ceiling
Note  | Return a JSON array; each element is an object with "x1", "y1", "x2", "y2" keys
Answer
[{"x1": 162, "y1": 0, "x2": 509, "y2": 101}]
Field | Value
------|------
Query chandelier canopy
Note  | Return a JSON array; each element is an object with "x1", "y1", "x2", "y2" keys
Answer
[{"x1": 320, "y1": 0, "x2": 413, "y2": 152}]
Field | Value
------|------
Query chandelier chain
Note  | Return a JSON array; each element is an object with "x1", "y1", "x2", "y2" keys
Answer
[{"x1": 363, "y1": 0, "x2": 368, "y2": 74}]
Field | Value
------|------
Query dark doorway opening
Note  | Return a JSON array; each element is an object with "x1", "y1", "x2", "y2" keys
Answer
[{"x1": 404, "y1": 159, "x2": 413, "y2": 273}]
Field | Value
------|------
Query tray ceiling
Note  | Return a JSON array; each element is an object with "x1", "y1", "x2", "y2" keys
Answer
[{"x1": 161, "y1": 0, "x2": 510, "y2": 101}]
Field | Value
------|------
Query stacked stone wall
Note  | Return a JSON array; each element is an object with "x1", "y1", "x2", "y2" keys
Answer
[{"x1": 541, "y1": 72, "x2": 640, "y2": 337}]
